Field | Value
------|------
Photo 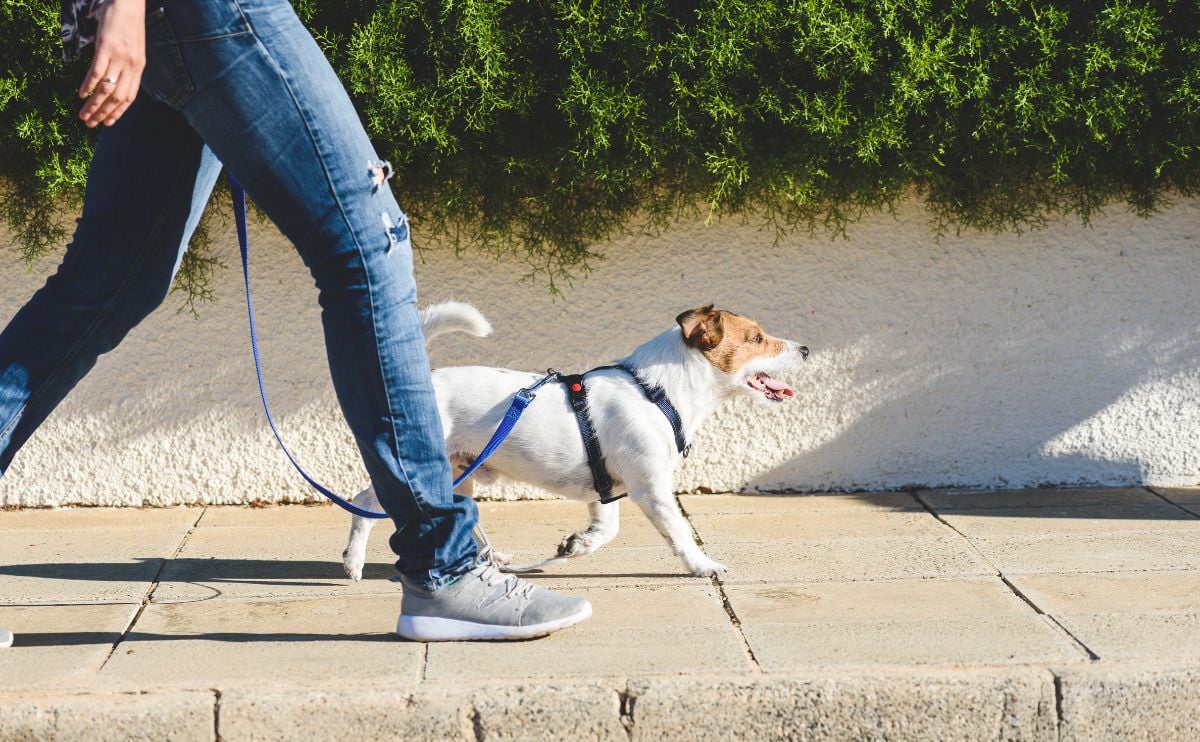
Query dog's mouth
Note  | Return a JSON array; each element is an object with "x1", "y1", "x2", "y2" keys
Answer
[{"x1": 748, "y1": 372, "x2": 794, "y2": 402}]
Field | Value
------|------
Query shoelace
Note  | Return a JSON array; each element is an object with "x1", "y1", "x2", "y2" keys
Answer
[{"x1": 474, "y1": 546, "x2": 536, "y2": 601}]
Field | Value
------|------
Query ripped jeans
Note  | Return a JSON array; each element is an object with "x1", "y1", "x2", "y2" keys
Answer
[{"x1": 0, "y1": 0, "x2": 479, "y2": 589}]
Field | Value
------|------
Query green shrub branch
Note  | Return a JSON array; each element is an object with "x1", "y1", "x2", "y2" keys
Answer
[{"x1": 3, "y1": 0, "x2": 1199, "y2": 302}]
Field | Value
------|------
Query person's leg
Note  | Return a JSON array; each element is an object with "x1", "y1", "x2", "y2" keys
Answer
[
  {"x1": 137, "y1": 0, "x2": 480, "y2": 587},
  {"x1": 0, "y1": 94, "x2": 219, "y2": 648},
  {"x1": 0, "y1": 94, "x2": 220, "y2": 477}
]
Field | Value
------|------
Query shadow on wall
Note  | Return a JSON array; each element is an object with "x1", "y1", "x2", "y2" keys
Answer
[{"x1": 744, "y1": 299, "x2": 1200, "y2": 492}]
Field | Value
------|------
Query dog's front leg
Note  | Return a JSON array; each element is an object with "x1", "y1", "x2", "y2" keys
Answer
[
  {"x1": 342, "y1": 486, "x2": 381, "y2": 581},
  {"x1": 557, "y1": 500, "x2": 621, "y2": 558},
  {"x1": 628, "y1": 488, "x2": 728, "y2": 577}
]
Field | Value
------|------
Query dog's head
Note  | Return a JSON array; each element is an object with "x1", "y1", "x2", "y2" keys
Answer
[{"x1": 676, "y1": 305, "x2": 808, "y2": 403}]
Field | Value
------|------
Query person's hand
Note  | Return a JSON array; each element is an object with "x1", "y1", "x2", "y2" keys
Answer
[{"x1": 78, "y1": 0, "x2": 146, "y2": 128}]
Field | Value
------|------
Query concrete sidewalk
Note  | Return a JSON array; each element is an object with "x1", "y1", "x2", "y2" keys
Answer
[{"x1": 1, "y1": 487, "x2": 1199, "y2": 740}]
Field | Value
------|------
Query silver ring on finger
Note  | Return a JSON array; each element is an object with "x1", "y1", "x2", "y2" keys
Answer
[{"x1": 102, "y1": 76, "x2": 118, "y2": 85}]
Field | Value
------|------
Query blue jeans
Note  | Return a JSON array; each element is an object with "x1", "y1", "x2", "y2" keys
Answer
[{"x1": 0, "y1": 0, "x2": 478, "y2": 589}]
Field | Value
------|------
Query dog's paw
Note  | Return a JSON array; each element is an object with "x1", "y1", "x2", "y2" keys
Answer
[
  {"x1": 342, "y1": 548, "x2": 365, "y2": 582},
  {"x1": 556, "y1": 530, "x2": 598, "y2": 558},
  {"x1": 686, "y1": 556, "x2": 729, "y2": 578}
]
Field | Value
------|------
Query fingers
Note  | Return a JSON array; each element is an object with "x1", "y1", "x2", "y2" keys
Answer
[
  {"x1": 83, "y1": 71, "x2": 138, "y2": 127},
  {"x1": 79, "y1": 68, "x2": 124, "y2": 128},
  {"x1": 79, "y1": 61, "x2": 143, "y2": 128}
]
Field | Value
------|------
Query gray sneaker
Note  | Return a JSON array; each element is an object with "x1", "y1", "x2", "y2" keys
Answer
[{"x1": 396, "y1": 548, "x2": 591, "y2": 641}]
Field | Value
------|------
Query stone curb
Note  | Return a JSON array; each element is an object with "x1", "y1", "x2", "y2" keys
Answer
[
  {"x1": 2, "y1": 666, "x2": 1197, "y2": 740},
  {"x1": 0, "y1": 690, "x2": 214, "y2": 741},
  {"x1": 1058, "y1": 665, "x2": 1200, "y2": 741}
]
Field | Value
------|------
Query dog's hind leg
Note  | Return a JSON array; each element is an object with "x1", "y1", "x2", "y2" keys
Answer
[
  {"x1": 342, "y1": 486, "x2": 381, "y2": 581},
  {"x1": 556, "y1": 500, "x2": 621, "y2": 559},
  {"x1": 628, "y1": 484, "x2": 728, "y2": 577}
]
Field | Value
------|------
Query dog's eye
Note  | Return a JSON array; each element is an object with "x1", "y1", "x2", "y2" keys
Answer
[{"x1": 753, "y1": 334, "x2": 763, "y2": 344}]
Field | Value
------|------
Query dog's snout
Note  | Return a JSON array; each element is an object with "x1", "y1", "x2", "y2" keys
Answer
[{"x1": 797, "y1": 344, "x2": 810, "y2": 360}]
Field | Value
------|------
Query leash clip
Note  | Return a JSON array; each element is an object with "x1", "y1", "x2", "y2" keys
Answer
[{"x1": 515, "y1": 369, "x2": 560, "y2": 403}]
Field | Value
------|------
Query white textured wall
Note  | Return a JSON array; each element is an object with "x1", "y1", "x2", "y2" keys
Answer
[{"x1": 2, "y1": 197, "x2": 1199, "y2": 507}]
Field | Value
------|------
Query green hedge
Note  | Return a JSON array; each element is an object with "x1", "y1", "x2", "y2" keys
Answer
[{"x1": 3, "y1": 0, "x2": 1199, "y2": 301}]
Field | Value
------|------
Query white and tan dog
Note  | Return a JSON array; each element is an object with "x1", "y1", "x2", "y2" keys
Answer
[{"x1": 342, "y1": 302, "x2": 807, "y2": 579}]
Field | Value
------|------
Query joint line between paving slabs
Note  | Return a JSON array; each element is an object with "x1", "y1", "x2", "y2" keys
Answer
[
  {"x1": 97, "y1": 507, "x2": 208, "y2": 673},
  {"x1": 1145, "y1": 486, "x2": 1200, "y2": 519},
  {"x1": 676, "y1": 495, "x2": 763, "y2": 673},
  {"x1": 909, "y1": 492, "x2": 1101, "y2": 662},
  {"x1": 417, "y1": 641, "x2": 429, "y2": 682},
  {"x1": 213, "y1": 688, "x2": 223, "y2": 742}
]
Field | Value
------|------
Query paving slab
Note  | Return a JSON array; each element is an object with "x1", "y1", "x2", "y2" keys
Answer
[
  {"x1": 706, "y1": 534, "x2": 994, "y2": 584},
  {"x1": 968, "y1": 530, "x2": 1200, "y2": 575},
  {"x1": 1053, "y1": 613, "x2": 1200, "y2": 662},
  {"x1": 1013, "y1": 571, "x2": 1200, "y2": 615},
  {"x1": 1058, "y1": 665, "x2": 1200, "y2": 741},
  {"x1": 940, "y1": 502, "x2": 1198, "y2": 538},
  {"x1": 680, "y1": 492, "x2": 922, "y2": 514},
  {"x1": 424, "y1": 583, "x2": 749, "y2": 680},
  {"x1": 0, "y1": 603, "x2": 137, "y2": 690},
  {"x1": 0, "y1": 690, "x2": 214, "y2": 742},
  {"x1": 725, "y1": 578, "x2": 1083, "y2": 669},
  {"x1": 98, "y1": 594, "x2": 419, "y2": 688},
  {"x1": 151, "y1": 524, "x2": 396, "y2": 602},
  {"x1": 629, "y1": 670, "x2": 1058, "y2": 741},
  {"x1": 0, "y1": 514, "x2": 199, "y2": 604},
  {"x1": 1011, "y1": 572, "x2": 1200, "y2": 661},
  {"x1": 688, "y1": 510, "x2": 944, "y2": 542}
]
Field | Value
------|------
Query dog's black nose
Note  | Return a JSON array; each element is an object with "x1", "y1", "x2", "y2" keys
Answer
[{"x1": 799, "y1": 345, "x2": 810, "y2": 360}]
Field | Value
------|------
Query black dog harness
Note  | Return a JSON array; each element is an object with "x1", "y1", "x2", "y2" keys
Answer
[{"x1": 554, "y1": 363, "x2": 689, "y2": 504}]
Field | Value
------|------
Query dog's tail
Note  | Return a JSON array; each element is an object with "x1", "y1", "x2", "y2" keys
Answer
[{"x1": 420, "y1": 301, "x2": 493, "y2": 342}]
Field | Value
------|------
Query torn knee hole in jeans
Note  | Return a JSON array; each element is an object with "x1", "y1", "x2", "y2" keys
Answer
[
  {"x1": 381, "y1": 211, "x2": 409, "y2": 252},
  {"x1": 367, "y1": 159, "x2": 393, "y2": 191}
]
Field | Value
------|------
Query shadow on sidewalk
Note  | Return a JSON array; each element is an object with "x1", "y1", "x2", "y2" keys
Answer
[
  {"x1": 0, "y1": 558, "x2": 390, "y2": 586},
  {"x1": 0, "y1": 559, "x2": 689, "y2": 583},
  {"x1": 12, "y1": 631, "x2": 394, "y2": 647}
]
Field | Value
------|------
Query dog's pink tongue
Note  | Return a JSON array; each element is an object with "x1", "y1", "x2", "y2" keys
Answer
[{"x1": 762, "y1": 374, "x2": 794, "y2": 397}]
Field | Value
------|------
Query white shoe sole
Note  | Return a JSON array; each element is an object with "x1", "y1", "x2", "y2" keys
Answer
[
  {"x1": 396, "y1": 601, "x2": 592, "y2": 642},
  {"x1": 0, "y1": 629, "x2": 12, "y2": 648}
]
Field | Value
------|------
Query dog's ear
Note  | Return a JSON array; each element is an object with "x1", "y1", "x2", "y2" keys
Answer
[{"x1": 676, "y1": 305, "x2": 724, "y2": 350}]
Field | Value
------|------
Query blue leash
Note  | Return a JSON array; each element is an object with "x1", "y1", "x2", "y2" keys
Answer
[{"x1": 230, "y1": 177, "x2": 551, "y2": 519}]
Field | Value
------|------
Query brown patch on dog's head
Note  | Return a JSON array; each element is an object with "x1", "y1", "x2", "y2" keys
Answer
[{"x1": 677, "y1": 305, "x2": 789, "y2": 374}]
